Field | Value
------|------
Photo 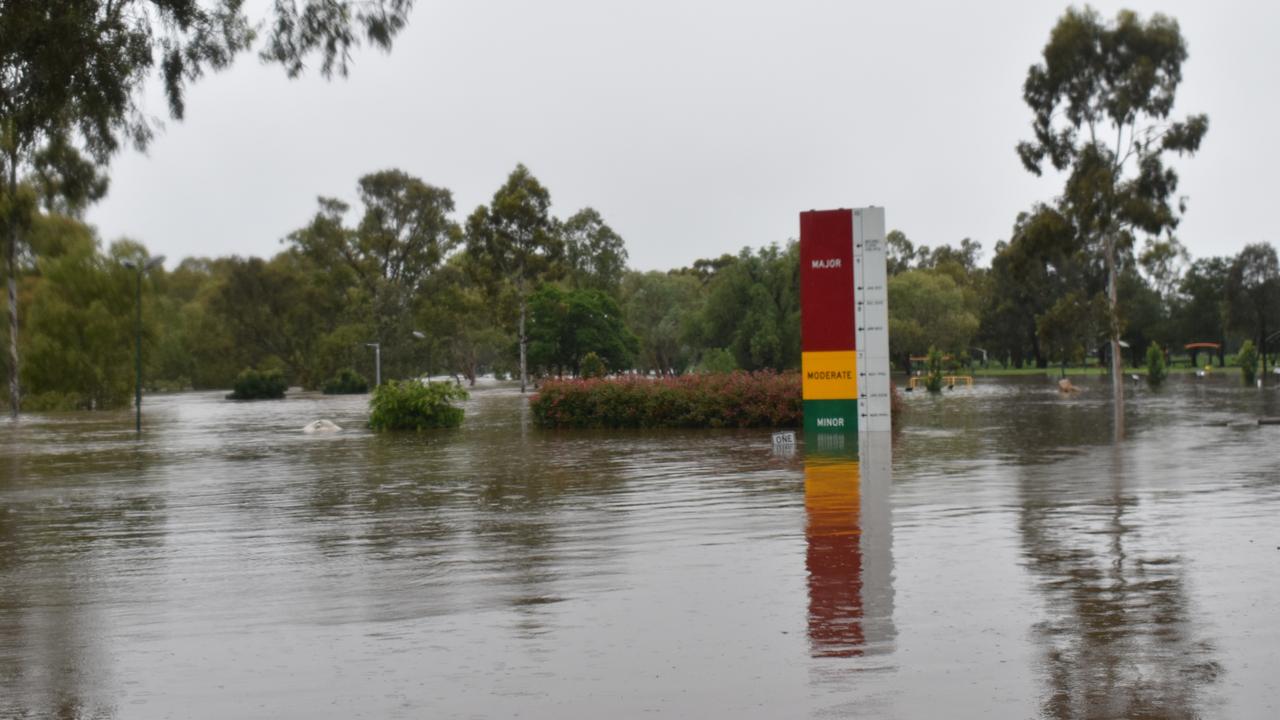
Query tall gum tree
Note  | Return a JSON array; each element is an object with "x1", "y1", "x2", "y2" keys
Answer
[
  {"x1": 1226, "y1": 244, "x2": 1280, "y2": 375},
  {"x1": 1018, "y1": 7, "x2": 1208, "y2": 438},
  {"x1": 464, "y1": 165, "x2": 563, "y2": 393},
  {"x1": 1, "y1": 0, "x2": 416, "y2": 417},
  {"x1": 287, "y1": 169, "x2": 459, "y2": 382}
]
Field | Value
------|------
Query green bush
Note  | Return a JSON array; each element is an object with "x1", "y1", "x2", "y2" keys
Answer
[
  {"x1": 22, "y1": 391, "x2": 91, "y2": 411},
  {"x1": 226, "y1": 368, "x2": 287, "y2": 400},
  {"x1": 1237, "y1": 340, "x2": 1259, "y2": 386},
  {"x1": 697, "y1": 348, "x2": 737, "y2": 374},
  {"x1": 1146, "y1": 342, "x2": 1167, "y2": 388},
  {"x1": 530, "y1": 371, "x2": 801, "y2": 429},
  {"x1": 322, "y1": 368, "x2": 369, "y2": 395},
  {"x1": 924, "y1": 346, "x2": 945, "y2": 393},
  {"x1": 579, "y1": 352, "x2": 607, "y2": 379},
  {"x1": 369, "y1": 380, "x2": 468, "y2": 430}
]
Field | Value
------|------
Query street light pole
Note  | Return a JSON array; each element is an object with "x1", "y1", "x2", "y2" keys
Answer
[
  {"x1": 412, "y1": 330, "x2": 427, "y2": 380},
  {"x1": 122, "y1": 256, "x2": 165, "y2": 434},
  {"x1": 365, "y1": 343, "x2": 381, "y2": 386}
]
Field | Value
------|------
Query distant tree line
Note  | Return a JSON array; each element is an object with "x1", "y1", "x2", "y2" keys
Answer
[
  {"x1": 1, "y1": 159, "x2": 1276, "y2": 411},
  {"x1": 3, "y1": 4, "x2": 1277, "y2": 413}
]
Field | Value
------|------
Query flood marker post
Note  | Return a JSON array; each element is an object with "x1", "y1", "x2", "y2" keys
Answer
[{"x1": 799, "y1": 208, "x2": 891, "y2": 437}]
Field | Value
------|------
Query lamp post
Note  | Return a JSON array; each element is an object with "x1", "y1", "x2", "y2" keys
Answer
[
  {"x1": 365, "y1": 343, "x2": 381, "y2": 387},
  {"x1": 1265, "y1": 330, "x2": 1280, "y2": 378},
  {"x1": 122, "y1": 255, "x2": 165, "y2": 434},
  {"x1": 411, "y1": 330, "x2": 427, "y2": 380}
]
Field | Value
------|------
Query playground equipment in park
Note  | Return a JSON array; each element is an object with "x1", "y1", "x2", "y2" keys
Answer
[{"x1": 906, "y1": 374, "x2": 974, "y2": 391}]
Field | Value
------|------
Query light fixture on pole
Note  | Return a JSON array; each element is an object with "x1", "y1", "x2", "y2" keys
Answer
[
  {"x1": 365, "y1": 343, "x2": 381, "y2": 386},
  {"x1": 122, "y1": 255, "x2": 165, "y2": 434},
  {"x1": 411, "y1": 330, "x2": 427, "y2": 381}
]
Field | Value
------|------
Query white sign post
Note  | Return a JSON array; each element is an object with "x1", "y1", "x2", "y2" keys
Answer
[{"x1": 854, "y1": 208, "x2": 892, "y2": 433}]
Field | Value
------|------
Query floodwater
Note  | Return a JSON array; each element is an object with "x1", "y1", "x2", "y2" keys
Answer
[{"x1": 1, "y1": 375, "x2": 1278, "y2": 719}]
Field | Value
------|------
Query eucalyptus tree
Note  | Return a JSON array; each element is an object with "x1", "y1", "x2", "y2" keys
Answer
[
  {"x1": 526, "y1": 285, "x2": 637, "y2": 377},
  {"x1": 21, "y1": 228, "x2": 145, "y2": 410},
  {"x1": 1018, "y1": 7, "x2": 1208, "y2": 436},
  {"x1": 0, "y1": 0, "x2": 417, "y2": 415},
  {"x1": 887, "y1": 269, "x2": 979, "y2": 373},
  {"x1": 1139, "y1": 237, "x2": 1190, "y2": 306},
  {"x1": 414, "y1": 256, "x2": 512, "y2": 385},
  {"x1": 1175, "y1": 257, "x2": 1230, "y2": 366},
  {"x1": 885, "y1": 230, "x2": 917, "y2": 276},
  {"x1": 1225, "y1": 243, "x2": 1280, "y2": 374},
  {"x1": 560, "y1": 208, "x2": 628, "y2": 295},
  {"x1": 288, "y1": 170, "x2": 459, "y2": 382},
  {"x1": 695, "y1": 242, "x2": 800, "y2": 372},
  {"x1": 980, "y1": 206, "x2": 1090, "y2": 369},
  {"x1": 620, "y1": 270, "x2": 703, "y2": 375},
  {"x1": 464, "y1": 164, "x2": 564, "y2": 392}
]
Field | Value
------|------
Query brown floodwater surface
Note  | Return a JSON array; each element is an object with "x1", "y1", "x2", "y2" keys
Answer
[{"x1": 1, "y1": 375, "x2": 1278, "y2": 718}]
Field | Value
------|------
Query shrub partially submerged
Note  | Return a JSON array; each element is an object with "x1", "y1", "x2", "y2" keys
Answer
[
  {"x1": 1237, "y1": 340, "x2": 1259, "y2": 386},
  {"x1": 1146, "y1": 342, "x2": 1167, "y2": 388},
  {"x1": 322, "y1": 368, "x2": 369, "y2": 395},
  {"x1": 226, "y1": 368, "x2": 287, "y2": 400},
  {"x1": 530, "y1": 371, "x2": 801, "y2": 429},
  {"x1": 369, "y1": 380, "x2": 468, "y2": 430}
]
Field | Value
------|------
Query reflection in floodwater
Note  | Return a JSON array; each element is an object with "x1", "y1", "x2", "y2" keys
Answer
[
  {"x1": 804, "y1": 433, "x2": 894, "y2": 659},
  {"x1": 1019, "y1": 446, "x2": 1222, "y2": 718},
  {"x1": 0, "y1": 419, "x2": 158, "y2": 720},
  {"x1": 2, "y1": 379, "x2": 1277, "y2": 717}
]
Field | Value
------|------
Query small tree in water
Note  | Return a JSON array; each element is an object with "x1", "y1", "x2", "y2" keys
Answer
[
  {"x1": 369, "y1": 380, "x2": 468, "y2": 430},
  {"x1": 227, "y1": 368, "x2": 287, "y2": 400},
  {"x1": 579, "y1": 352, "x2": 607, "y2": 379},
  {"x1": 1146, "y1": 343, "x2": 1167, "y2": 388},
  {"x1": 1018, "y1": 8, "x2": 1208, "y2": 435},
  {"x1": 1237, "y1": 341, "x2": 1259, "y2": 386},
  {"x1": 924, "y1": 346, "x2": 945, "y2": 393}
]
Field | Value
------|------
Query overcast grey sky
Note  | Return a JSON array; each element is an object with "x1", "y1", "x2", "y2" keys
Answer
[{"x1": 85, "y1": 0, "x2": 1278, "y2": 271}]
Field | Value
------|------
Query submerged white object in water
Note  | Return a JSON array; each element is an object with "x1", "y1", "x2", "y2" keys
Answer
[{"x1": 302, "y1": 420, "x2": 342, "y2": 433}]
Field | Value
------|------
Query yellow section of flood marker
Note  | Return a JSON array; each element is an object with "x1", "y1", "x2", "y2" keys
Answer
[{"x1": 802, "y1": 350, "x2": 858, "y2": 400}]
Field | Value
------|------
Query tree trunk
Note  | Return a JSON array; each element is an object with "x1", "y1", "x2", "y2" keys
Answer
[
  {"x1": 7, "y1": 161, "x2": 19, "y2": 419},
  {"x1": 518, "y1": 300, "x2": 528, "y2": 393},
  {"x1": 1106, "y1": 234, "x2": 1124, "y2": 440}
]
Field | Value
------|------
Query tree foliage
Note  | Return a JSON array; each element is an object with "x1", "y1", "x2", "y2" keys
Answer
[
  {"x1": 694, "y1": 243, "x2": 799, "y2": 372},
  {"x1": 1225, "y1": 243, "x2": 1280, "y2": 373},
  {"x1": 888, "y1": 269, "x2": 979, "y2": 370},
  {"x1": 288, "y1": 169, "x2": 458, "y2": 381},
  {"x1": 620, "y1": 270, "x2": 702, "y2": 375},
  {"x1": 368, "y1": 380, "x2": 467, "y2": 431},
  {"x1": 561, "y1": 208, "x2": 628, "y2": 295},
  {"x1": 8, "y1": 154, "x2": 1280, "y2": 414},
  {"x1": 1018, "y1": 6, "x2": 1207, "y2": 427},
  {"x1": 526, "y1": 284, "x2": 637, "y2": 377},
  {"x1": 1, "y1": 0, "x2": 417, "y2": 415},
  {"x1": 465, "y1": 164, "x2": 563, "y2": 391},
  {"x1": 20, "y1": 223, "x2": 139, "y2": 409},
  {"x1": 1146, "y1": 342, "x2": 1167, "y2": 388},
  {"x1": 227, "y1": 367, "x2": 287, "y2": 400}
]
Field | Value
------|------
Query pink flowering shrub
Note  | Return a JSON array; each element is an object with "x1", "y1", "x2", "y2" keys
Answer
[{"x1": 530, "y1": 371, "x2": 802, "y2": 429}]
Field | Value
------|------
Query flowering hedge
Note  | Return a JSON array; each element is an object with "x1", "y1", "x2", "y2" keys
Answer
[{"x1": 530, "y1": 371, "x2": 802, "y2": 429}]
